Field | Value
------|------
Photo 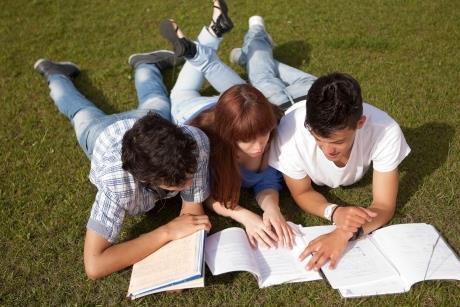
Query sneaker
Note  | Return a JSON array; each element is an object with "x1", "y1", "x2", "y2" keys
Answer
[
  {"x1": 128, "y1": 50, "x2": 185, "y2": 70},
  {"x1": 159, "y1": 19, "x2": 197, "y2": 59},
  {"x1": 34, "y1": 59, "x2": 80, "y2": 79},
  {"x1": 248, "y1": 15, "x2": 273, "y2": 45},
  {"x1": 210, "y1": 0, "x2": 234, "y2": 38},
  {"x1": 229, "y1": 48, "x2": 247, "y2": 67},
  {"x1": 249, "y1": 15, "x2": 265, "y2": 29}
]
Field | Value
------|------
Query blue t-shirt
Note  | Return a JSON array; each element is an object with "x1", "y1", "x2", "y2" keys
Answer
[{"x1": 240, "y1": 166, "x2": 283, "y2": 195}]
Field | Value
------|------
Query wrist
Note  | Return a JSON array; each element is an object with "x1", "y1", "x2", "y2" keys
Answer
[
  {"x1": 335, "y1": 228, "x2": 354, "y2": 241},
  {"x1": 260, "y1": 202, "x2": 280, "y2": 213},
  {"x1": 330, "y1": 205, "x2": 342, "y2": 224},
  {"x1": 323, "y1": 203, "x2": 338, "y2": 221}
]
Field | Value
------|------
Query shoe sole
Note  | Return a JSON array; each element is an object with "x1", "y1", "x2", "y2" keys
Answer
[
  {"x1": 128, "y1": 50, "x2": 175, "y2": 67},
  {"x1": 159, "y1": 20, "x2": 186, "y2": 57},
  {"x1": 33, "y1": 58, "x2": 80, "y2": 71}
]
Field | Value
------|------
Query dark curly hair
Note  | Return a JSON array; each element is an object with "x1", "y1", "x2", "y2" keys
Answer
[
  {"x1": 305, "y1": 72, "x2": 363, "y2": 137},
  {"x1": 121, "y1": 112, "x2": 198, "y2": 187}
]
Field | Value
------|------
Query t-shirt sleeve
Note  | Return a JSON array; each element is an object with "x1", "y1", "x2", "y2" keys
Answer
[
  {"x1": 268, "y1": 127, "x2": 308, "y2": 180},
  {"x1": 372, "y1": 123, "x2": 411, "y2": 172},
  {"x1": 252, "y1": 166, "x2": 283, "y2": 195},
  {"x1": 180, "y1": 128, "x2": 211, "y2": 203},
  {"x1": 86, "y1": 190, "x2": 126, "y2": 243}
]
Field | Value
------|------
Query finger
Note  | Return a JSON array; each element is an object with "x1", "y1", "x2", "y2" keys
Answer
[
  {"x1": 363, "y1": 208, "x2": 378, "y2": 217},
  {"x1": 263, "y1": 226, "x2": 279, "y2": 242},
  {"x1": 254, "y1": 233, "x2": 270, "y2": 249},
  {"x1": 272, "y1": 223, "x2": 285, "y2": 247},
  {"x1": 248, "y1": 235, "x2": 257, "y2": 249},
  {"x1": 350, "y1": 207, "x2": 374, "y2": 221},
  {"x1": 258, "y1": 230, "x2": 276, "y2": 248},
  {"x1": 280, "y1": 224, "x2": 291, "y2": 249},
  {"x1": 329, "y1": 257, "x2": 338, "y2": 270},
  {"x1": 299, "y1": 246, "x2": 311, "y2": 261},
  {"x1": 340, "y1": 225, "x2": 359, "y2": 233},
  {"x1": 307, "y1": 251, "x2": 323, "y2": 271},
  {"x1": 289, "y1": 224, "x2": 301, "y2": 236},
  {"x1": 346, "y1": 215, "x2": 367, "y2": 226},
  {"x1": 263, "y1": 215, "x2": 271, "y2": 228},
  {"x1": 314, "y1": 254, "x2": 330, "y2": 271}
]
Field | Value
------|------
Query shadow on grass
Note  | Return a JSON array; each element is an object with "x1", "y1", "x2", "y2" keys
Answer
[
  {"x1": 273, "y1": 40, "x2": 312, "y2": 68},
  {"x1": 398, "y1": 122, "x2": 454, "y2": 208},
  {"x1": 74, "y1": 70, "x2": 119, "y2": 114}
]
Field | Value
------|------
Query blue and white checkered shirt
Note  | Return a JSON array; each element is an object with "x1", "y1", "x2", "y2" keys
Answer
[{"x1": 86, "y1": 118, "x2": 210, "y2": 243}]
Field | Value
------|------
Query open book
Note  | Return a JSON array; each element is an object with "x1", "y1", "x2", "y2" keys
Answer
[
  {"x1": 127, "y1": 230, "x2": 205, "y2": 300},
  {"x1": 314, "y1": 223, "x2": 460, "y2": 297},
  {"x1": 204, "y1": 225, "x2": 331, "y2": 287},
  {"x1": 205, "y1": 223, "x2": 460, "y2": 295}
]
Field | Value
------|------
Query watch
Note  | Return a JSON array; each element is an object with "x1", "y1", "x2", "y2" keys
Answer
[{"x1": 323, "y1": 203, "x2": 338, "y2": 221}]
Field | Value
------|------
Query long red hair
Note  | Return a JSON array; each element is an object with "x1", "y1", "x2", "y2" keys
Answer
[{"x1": 190, "y1": 84, "x2": 281, "y2": 208}]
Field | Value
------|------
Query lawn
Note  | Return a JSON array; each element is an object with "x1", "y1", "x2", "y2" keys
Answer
[{"x1": 1, "y1": 0, "x2": 459, "y2": 305}]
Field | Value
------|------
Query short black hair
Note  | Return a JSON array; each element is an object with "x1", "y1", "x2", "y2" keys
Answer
[
  {"x1": 121, "y1": 112, "x2": 198, "y2": 187},
  {"x1": 305, "y1": 72, "x2": 363, "y2": 137}
]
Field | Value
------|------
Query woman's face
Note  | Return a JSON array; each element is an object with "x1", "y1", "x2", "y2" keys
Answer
[{"x1": 237, "y1": 133, "x2": 271, "y2": 158}]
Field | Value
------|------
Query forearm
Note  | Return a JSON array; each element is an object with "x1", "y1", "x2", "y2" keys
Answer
[
  {"x1": 256, "y1": 189, "x2": 280, "y2": 212},
  {"x1": 363, "y1": 203, "x2": 395, "y2": 233},
  {"x1": 84, "y1": 227, "x2": 170, "y2": 279},
  {"x1": 205, "y1": 198, "x2": 255, "y2": 224},
  {"x1": 292, "y1": 189, "x2": 329, "y2": 218}
]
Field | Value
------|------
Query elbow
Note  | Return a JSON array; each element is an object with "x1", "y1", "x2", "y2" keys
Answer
[
  {"x1": 85, "y1": 263, "x2": 102, "y2": 280},
  {"x1": 84, "y1": 257, "x2": 107, "y2": 280}
]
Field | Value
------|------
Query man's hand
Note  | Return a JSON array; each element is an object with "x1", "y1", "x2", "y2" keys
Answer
[
  {"x1": 333, "y1": 206, "x2": 377, "y2": 233},
  {"x1": 163, "y1": 214, "x2": 211, "y2": 241},
  {"x1": 262, "y1": 205, "x2": 295, "y2": 249},
  {"x1": 240, "y1": 210, "x2": 278, "y2": 248},
  {"x1": 299, "y1": 229, "x2": 352, "y2": 271}
]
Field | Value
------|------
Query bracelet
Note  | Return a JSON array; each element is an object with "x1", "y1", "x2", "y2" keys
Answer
[
  {"x1": 330, "y1": 205, "x2": 342, "y2": 225},
  {"x1": 349, "y1": 226, "x2": 364, "y2": 241}
]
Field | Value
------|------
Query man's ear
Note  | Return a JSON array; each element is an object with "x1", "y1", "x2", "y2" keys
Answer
[{"x1": 357, "y1": 115, "x2": 367, "y2": 129}]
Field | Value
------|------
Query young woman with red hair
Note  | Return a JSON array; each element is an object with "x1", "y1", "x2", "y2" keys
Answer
[{"x1": 159, "y1": 1, "x2": 295, "y2": 248}]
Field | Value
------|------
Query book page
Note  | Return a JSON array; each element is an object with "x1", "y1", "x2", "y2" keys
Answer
[
  {"x1": 321, "y1": 237, "x2": 399, "y2": 289},
  {"x1": 338, "y1": 276, "x2": 406, "y2": 298},
  {"x1": 371, "y1": 223, "x2": 460, "y2": 287},
  {"x1": 205, "y1": 228, "x2": 260, "y2": 278},
  {"x1": 255, "y1": 234, "x2": 322, "y2": 287},
  {"x1": 128, "y1": 230, "x2": 204, "y2": 298}
]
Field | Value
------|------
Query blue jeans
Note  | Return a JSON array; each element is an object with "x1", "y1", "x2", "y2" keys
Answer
[
  {"x1": 47, "y1": 64, "x2": 170, "y2": 158},
  {"x1": 171, "y1": 26, "x2": 246, "y2": 124},
  {"x1": 242, "y1": 25, "x2": 317, "y2": 107}
]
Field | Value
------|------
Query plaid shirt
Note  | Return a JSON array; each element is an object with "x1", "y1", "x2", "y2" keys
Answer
[{"x1": 86, "y1": 118, "x2": 210, "y2": 243}]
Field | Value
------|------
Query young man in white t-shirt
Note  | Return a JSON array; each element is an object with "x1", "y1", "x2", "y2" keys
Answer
[
  {"x1": 268, "y1": 72, "x2": 411, "y2": 271},
  {"x1": 232, "y1": 16, "x2": 411, "y2": 270}
]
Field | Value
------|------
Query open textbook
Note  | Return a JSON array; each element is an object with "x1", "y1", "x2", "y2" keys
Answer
[
  {"x1": 317, "y1": 223, "x2": 460, "y2": 297},
  {"x1": 205, "y1": 223, "x2": 460, "y2": 296},
  {"x1": 204, "y1": 225, "x2": 332, "y2": 287},
  {"x1": 127, "y1": 230, "x2": 205, "y2": 300}
]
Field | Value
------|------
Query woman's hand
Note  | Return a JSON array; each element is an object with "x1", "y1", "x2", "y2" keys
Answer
[
  {"x1": 240, "y1": 210, "x2": 278, "y2": 248},
  {"x1": 262, "y1": 204, "x2": 295, "y2": 249}
]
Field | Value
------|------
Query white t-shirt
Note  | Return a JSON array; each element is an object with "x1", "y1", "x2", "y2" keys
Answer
[{"x1": 269, "y1": 101, "x2": 411, "y2": 188}]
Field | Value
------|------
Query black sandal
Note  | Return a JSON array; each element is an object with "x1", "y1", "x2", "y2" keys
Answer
[
  {"x1": 159, "y1": 19, "x2": 197, "y2": 59},
  {"x1": 210, "y1": 0, "x2": 234, "y2": 37}
]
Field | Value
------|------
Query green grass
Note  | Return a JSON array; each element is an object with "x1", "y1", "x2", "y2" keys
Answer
[{"x1": 1, "y1": 0, "x2": 459, "y2": 305}]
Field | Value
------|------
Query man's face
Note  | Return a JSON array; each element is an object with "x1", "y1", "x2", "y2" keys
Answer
[
  {"x1": 158, "y1": 175, "x2": 194, "y2": 192},
  {"x1": 310, "y1": 116, "x2": 366, "y2": 164}
]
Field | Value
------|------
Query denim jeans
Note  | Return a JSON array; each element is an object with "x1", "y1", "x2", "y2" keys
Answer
[
  {"x1": 171, "y1": 26, "x2": 246, "y2": 124},
  {"x1": 47, "y1": 63, "x2": 170, "y2": 159},
  {"x1": 242, "y1": 25, "x2": 317, "y2": 107}
]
